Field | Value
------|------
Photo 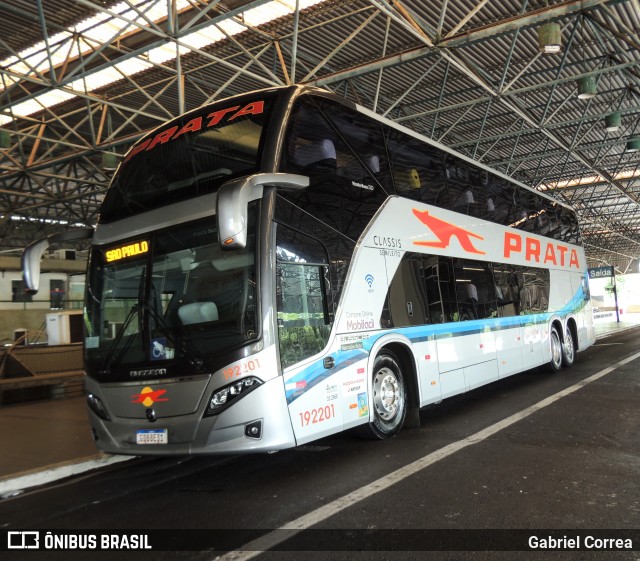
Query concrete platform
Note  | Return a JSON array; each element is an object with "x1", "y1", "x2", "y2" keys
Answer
[
  {"x1": 0, "y1": 397, "x2": 131, "y2": 498},
  {"x1": 0, "y1": 317, "x2": 637, "y2": 497}
]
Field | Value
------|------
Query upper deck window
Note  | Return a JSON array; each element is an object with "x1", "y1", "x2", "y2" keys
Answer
[{"x1": 99, "y1": 94, "x2": 276, "y2": 223}]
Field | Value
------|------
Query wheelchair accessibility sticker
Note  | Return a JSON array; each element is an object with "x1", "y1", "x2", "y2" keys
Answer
[{"x1": 150, "y1": 338, "x2": 174, "y2": 361}]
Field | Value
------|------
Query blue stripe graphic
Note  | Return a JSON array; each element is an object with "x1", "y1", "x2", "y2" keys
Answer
[{"x1": 285, "y1": 284, "x2": 588, "y2": 404}]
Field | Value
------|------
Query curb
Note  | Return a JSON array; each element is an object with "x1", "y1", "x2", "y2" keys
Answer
[{"x1": 0, "y1": 454, "x2": 132, "y2": 498}]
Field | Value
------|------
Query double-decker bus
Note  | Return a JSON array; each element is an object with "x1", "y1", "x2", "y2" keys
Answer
[{"x1": 22, "y1": 86, "x2": 595, "y2": 454}]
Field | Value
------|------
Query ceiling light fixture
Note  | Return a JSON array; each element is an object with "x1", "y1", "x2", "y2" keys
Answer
[
  {"x1": 101, "y1": 152, "x2": 119, "y2": 171},
  {"x1": 604, "y1": 111, "x2": 621, "y2": 133},
  {"x1": 577, "y1": 75, "x2": 597, "y2": 99},
  {"x1": 625, "y1": 138, "x2": 640, "y2": 153},
  {"x1": 538, "y1": 21, "x2": 561, "y2": 54},
  {"x1": 576, "y1": 14, "x2": 596, "y2": 100}
]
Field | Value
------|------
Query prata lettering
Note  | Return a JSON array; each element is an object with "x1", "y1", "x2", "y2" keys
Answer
[
  {"x1": 124, "y1": 101, "x2": 264, "y2": 163},
  {"x1": 504, "y1": 232, "x2": 580, "y2": 269}
]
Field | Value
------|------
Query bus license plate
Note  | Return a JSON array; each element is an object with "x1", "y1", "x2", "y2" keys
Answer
[{"x1": 136, "y1": 429, "x2": 168, "y2": 445}]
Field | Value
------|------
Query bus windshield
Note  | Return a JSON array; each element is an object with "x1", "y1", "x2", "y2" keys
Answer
[
  {"x1": 84, "y1": 209, "x2": 258, "y2": 377},
  {"x1": 99, "y1": 94, "x2": 276, "y2": 223}
]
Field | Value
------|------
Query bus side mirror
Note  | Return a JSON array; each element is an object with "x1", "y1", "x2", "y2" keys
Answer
[
  {"x1": 217, "y1": 173, "x2": 308, "y2": 250},
  {"x1": 22, "y1": 238, "x2": 50, "y2": 294},
  {"x1": 22, "y1": 228, "x2": 94, "y2": 294}
]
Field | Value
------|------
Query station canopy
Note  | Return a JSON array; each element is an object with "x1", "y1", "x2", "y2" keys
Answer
[{"x1": 1, "y1": 0, "x2": 639, "y2": 272}]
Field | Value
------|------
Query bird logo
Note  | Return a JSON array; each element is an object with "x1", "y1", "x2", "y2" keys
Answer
[
  {"x1": 131, "y1": 387, "x2": 169, "y2": 407},
  {"x1": 412, "y1": 209, "x2": 485, "y2": 255}
]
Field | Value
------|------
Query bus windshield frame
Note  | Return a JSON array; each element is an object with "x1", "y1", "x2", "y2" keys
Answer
[
  {"x1": 99, "y1": 93, "x2": 277, "y2": 223},
  {"x1": 84, "y1": 206, "x2": 259, "y2": 381}
]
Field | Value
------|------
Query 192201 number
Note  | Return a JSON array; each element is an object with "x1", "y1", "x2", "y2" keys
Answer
[
  {"x1": 223, "y1": 359, "x2": 261, "y2": 380},
  {"x1": 299, "y1": 404, "x2": 336, "y2": 427}
]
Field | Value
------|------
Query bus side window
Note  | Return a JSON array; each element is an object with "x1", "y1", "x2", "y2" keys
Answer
[
  {"x1": 275, "y1": 224, "x2": 332, "y2": 369},
  {"x1": 559, "y1": 207, "x2": 580, "y2": 245},
  {"x1": 581, "y1": 274, "x2": 591, "y2": 301},
  {"x1": 381, "y1": 253, "x2": 429, "y2": 328},
  {"x1": 284, "y1": 98, "x2": 338, "y2": 183},
  {"x1": 311, "y1": 95, "x2": 392, "y2": 195},
  {"x1": 452, "y1": 188, "x2": 475, "y2": 215},
  {"x1": 520, "y1": 267, "x2": 550, "y2": 314},
  {"x1": 291, "y1": 138, "x2": 337, "y2": 174},
  {"x1": 393, "y1": 167, "x2": 421, "y2": 195},
  {"x1": 492, "y1": 264, "x2": 521, "y2": 317},
  {"x1": 453, "y1": 259, "x2": 497, "y2": 320},
  {"x1": 385, "y1": 127, "x2": 449, "y2": 207},
  {"x1": 337, "y1": 153, "x2": 381, "y2": 184},
  {"x1": 422, "y1": 257, "x2": 457, "y2": 323},
  {"x1": 282, "y1": 96, "x2": 389, "y2": 247},
  {"x1": 456, "y1": 281, "x2": 478, "y2": 320}
]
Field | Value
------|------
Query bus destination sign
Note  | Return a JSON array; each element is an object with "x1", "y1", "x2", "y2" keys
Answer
[
  {"x1": 588, "y1": 266, "x2": 614, "y2": 279},
  {"x1": 105, "y1": 240, "x2": 150, "y2": 263}
]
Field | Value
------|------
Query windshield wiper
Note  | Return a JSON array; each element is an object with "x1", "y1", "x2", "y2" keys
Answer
[
  {"x1": 100, "y1": 270, "x2": 145, "y2": 374},
  {"x1": 99, "y1": 303, "x2": 139, "y2": 374}
]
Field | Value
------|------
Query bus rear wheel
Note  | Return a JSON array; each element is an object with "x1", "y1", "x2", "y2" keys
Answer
[
  {"x1": 548, "y1": 325, "x2": 563, "y2": 373},
  {"x1": 357, "y1": 351, "x2": 407, "y2": 440},
  {"x1": 562, "y1": 325, "x2": 576, "y2": 367}
]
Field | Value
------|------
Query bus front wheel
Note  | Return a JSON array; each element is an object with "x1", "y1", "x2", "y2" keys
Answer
[{"x1": 357, "y1": 351, "x2": 407, "y2": 440}]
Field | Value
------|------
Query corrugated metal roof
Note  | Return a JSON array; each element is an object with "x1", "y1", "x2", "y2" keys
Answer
[{"x1": 0, "y1": 0, "x2": 639, "y2": 270}]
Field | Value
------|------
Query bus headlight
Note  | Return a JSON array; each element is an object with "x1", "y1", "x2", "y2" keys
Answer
[
  {"x1": 204, "y1": 377, "x2": 262, "y2": 417},
  {"x1": 87, "y1": 393, "x2": 110, "y2": 421}
]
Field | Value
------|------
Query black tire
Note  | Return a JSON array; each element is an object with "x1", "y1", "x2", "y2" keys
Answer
[
  {"x1": 356, "y1": 351, "x2": 407, "y2": 440},
  {"x1": 561, "y1": 324, "x2": 576, "y2": 367},
  {"x1": 547, "y1": 324, "x2": 563, "y2": 373}
]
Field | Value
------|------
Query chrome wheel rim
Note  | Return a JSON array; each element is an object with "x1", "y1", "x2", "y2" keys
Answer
[
  {"x1": 550, "y1": 330, "x2": 562, "y2": 369},
  {"x1": 564, "y1": 329, "x2": 575, "y2": 363},
  {"x1": 373, "y1": 367, "x2": 400, "y2": 421}
]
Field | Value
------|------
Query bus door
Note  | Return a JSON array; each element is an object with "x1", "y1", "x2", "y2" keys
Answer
[
  {"x1": 276, "y1": 223, "x2": 345, "y2": 445},
  {"x1": 493, "y1": 264, "x2": 525, "y2": 378},
  {"x1": 423, "y1": 258, "x2": 465, "y2": 398},
  {"x1": 382, "y1": 252, "x2": 441, "y2": 406},
  {"x1": 429, "y1": 257, "x2": 499, "y2": 394},
  {"x1": 519, "y1": 267, "x2": 549, "y2": 369}
]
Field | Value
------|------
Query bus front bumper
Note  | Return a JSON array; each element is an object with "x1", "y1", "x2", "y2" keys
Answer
[{"x1": 86, "y1": 376, "x2": 296, "y2": 455}]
